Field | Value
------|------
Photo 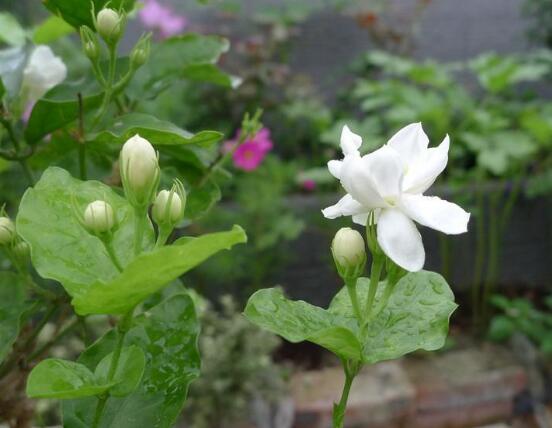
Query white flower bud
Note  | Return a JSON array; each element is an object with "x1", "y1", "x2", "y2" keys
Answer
[
  {"x1": 331, "y1": 227, "x2": 366, "y2": 279},
  {"x1": 84, "y1": 200, "x2": 115, "y2": 235},
  {"x1": 120, "y1": 135, "x2": 159, "y2": 207},
  {"x1": 96, "y1": 8, "x2": 122, "y2": 43},
  {"x1": 153, "y1": 190, "x2": 184, "y2": 225},
  {"x1": 0, "y1": 217, "x2": 16, "y2": 245}
]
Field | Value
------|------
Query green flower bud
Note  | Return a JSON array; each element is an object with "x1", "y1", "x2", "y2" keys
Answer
[
  {"x1": 96, "y1": 8, "x2": 123, "y2": 44},
  {"x1": 130, "y1": 33, "x2": 151, "y2": 69},
  {"x1": 84, "y1": 200, "x2": 115, "y2": 235},
  {"x1": 331, "y1": 227, "x2": 366, "y2": 280},
  {"x1": 0, "y1": 217, "x2": 16, "y2": 246},
  {"x1": 152, "y1": 183, "x2": 186, "y2": 226},
  {"x1": 120, "y1": 134, "x2": 160, "y2": 208},
  {"x1": 80, "y1": 26, "x2": 100, "y2": 61},
  {"x1": 13, "y1": 241, "x2": 30, "y2": 263}
]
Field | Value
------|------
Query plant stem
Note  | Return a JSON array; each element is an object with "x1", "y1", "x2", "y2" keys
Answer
[
  {"x1": 92, "y1": 309, "x2": 134, "y2": 428},
  {"x1": 92, "y1": 45, "x2": 118, "y2": 128},
  {"x1": 364, "y1": 256, "x2": 384, "y2": 319},
  {"x1": 77, "y1": 93, "x2": 87, "y2": 180},
  {"x1": 0, "y1": 118, "x2": 34, "y2": 186},
  {"x1": 102, "y1": 239, "x2": 123, "y2": 272},
  {"x1": 154, "y1": 225, "x2": 172, "y2": 249},
  {"x1": 133, "y1": 207, "x2": 147, "y2": 256},
  {"x1": 333, "y1": 360, "x2": 360, "y2": 428},
  {"x1": 345, "y1": 278, "x2": 362, "y2": 325},
  {"x1": 482, "y1": 190, "x2": 501, "y2": 325}
]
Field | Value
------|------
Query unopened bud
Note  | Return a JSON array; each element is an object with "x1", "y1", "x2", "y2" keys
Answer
[
  {"x1": 331, "y1": 227, "x2": 366, "y2": 279},
  {"x1": 84, "y1": 200, "x2": 115, "y2": 235},
  {"x1": 130, "y1": 33, "x2": 151, "y2": 69},
  {"x1": 152, "y1": 182, "x2": 186, "y2": 226},
  {"x1": 120, "y1": 135, "x2": 160, "y2": 207},
  {"x1": 0, "y1": 217, "x2": 16, "y2": 246},
  {"x1": 80, "y1": 26, "x2": 100, "y2": 60},
  {"x1": 13, "y1": 241, "x2": 30, "y2": 263},
  {"x1": 96, "y1": 8, "x2": 123, "y2": 44}
]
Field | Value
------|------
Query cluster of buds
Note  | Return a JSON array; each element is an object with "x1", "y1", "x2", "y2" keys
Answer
[{"x1": 331, "y1": 227, "x2": 366, "y2": 281}]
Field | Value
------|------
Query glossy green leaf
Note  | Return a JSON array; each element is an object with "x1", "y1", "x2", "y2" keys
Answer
[
  {"x1": 26, "y1": 359, "x2": 112, "y2": 399},
  {"x1": 0, "y1": 272, "x2": 28, "y2": 363},
  {"x1": 25, "y1": 81, "x2": 103, "y2": 143},
  {"x1": 330, "y1": 271, "x2": 457, "y2": 363},
  {"x1": 63, "y1": 293, "x2": 200, "y2": 428},
  {"x1": 245, "y1": 271, "x2": 457, "y2": 364},
  {"x1": 0, "y1": 13, "x2": 26, "y2": 46},
  {"x1": 244, "y1": 288, "x2": 363, "y2": 361},
  {"x1": 33, "y1": 16, "x2": 75, "y2": 44},
  {"x1": 95, "y1": 346, "x2": 145, "y2": 397},
  {"x1": 88, "y1": 113, "x2": 223, "y2": 148},
  {"x1": 17, "y1": 167, "x2": 154, "y2": 296},
  {"x1": 72, "y1": 224, "x2": 247, "y2": 314},
  {"x1": 43, "y1": 0, "x2": 135, "y2": 29}
]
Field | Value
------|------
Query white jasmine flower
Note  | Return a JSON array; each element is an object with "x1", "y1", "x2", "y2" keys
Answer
[
  {"x1": 322, "y1": 123, "x2": 470, "y2": 272},
  {"x1": 22, "y1": 45, "x2": 67, "y2": 102}
]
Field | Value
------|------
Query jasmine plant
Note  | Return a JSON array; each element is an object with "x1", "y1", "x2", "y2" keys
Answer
[{"x1": 244, "y1": 123, "x2": 470, "y2": 428}]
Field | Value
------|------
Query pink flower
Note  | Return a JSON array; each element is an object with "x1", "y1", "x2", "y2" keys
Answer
[
  {"x1": 139, "y1": 0, "x2": 188, "y2": 39},
  {"x1": 223, "y1": 127, "x2": 273, "y2": 172},
  {"x1": 302, "y1": 179, "x2": 316, "y2": 192}
]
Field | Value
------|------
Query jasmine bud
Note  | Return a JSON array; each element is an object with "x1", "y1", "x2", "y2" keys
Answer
[
  {"x1": 84, "y1": 200, "x2": 115, "y2": 235},
  {"x1": 80, "y1": 26, "x2": 100, "y2": 61},
  {"x1": 120, "y1": 134, "x2": 160, "y2": 208},
  {"x1": 331, "y1": 227, "x2": 366, "y2": 280},
  {"x1": 152, "y1": 181, "x2": 186, "y2": 226},
  {"x1": 130, "y1": 33, "x2": 151, "y2": 69},
  {"x1": 96, "y1": 8, "x2": 123, "y2": 44},
  {"x1": 0, "y1": 217, "x2": 16, "y2": 246}
]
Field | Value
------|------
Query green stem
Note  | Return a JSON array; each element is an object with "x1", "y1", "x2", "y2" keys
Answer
[
  {"x1": 133, "y1": 207, "x2": 147, "y2": 256},
  {"x1": 92, "y1": 309, "x2": 134, "y2": 428},
  {"x1": 102, "y1": 239, "x2": 123, "y2": 272},
  {"x1": 482, "y1": 190, "x2": 501, "y2": 326},
  {"x1": 372, "y1": 279, "x2": 396, "y2": 319},
  {"x1": 364, "y1": 256, "x2": 384, "y2": 319},
  {"x1": 154, "y1": 225, "x2": 172, "y2": 249},
  {"x1": 332, "y1": 360, "x2": 360, "y2": 428},
  {"x1": 92, "y1": 45, "x2": 118, "y2": 128},
  {"x1": 345, "y1": 278, "x2": 362, "y2": 325},
  {"x1": 1, "y1": 118, "x2": 34, "y2": 186}
]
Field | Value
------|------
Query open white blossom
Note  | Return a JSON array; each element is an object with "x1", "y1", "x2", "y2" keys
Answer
[
  {"x1": 22, "y1": 45, "x2": 67, "y2": 102},
  {"x1": 322, "y1": 123, "x2": 470, "y2": 272}
]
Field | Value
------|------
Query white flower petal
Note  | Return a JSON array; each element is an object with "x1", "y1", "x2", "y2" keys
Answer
[
  {"x1": 401, "y1": 193, "x2": 470, "y2": 235},
  {"x1": 377, "y1": 208, "x2": 425, "y2": 272},
  {"x1": 352, "y1": 212, "x2": 369, "y2": 226},
  {"x1": 322, "y1": 194, "x2": 365, "y2": 219},
  {"x1": 387, "y1": 122, "x2": 429, "y2": 165},
  {"x1": 328, "y1": 160, "x2": 343, "y2": 179},
  {"x1": 403, "y1": 134, "x2": 449, "y2": 194},
  {"x1": 340, "y1": 125, "x2": 362, "y2": 156},
  {"x1": 340, "y1": 156, "x2": 386, "y2": 208},
  {"x1": 361, "y1": 145, "x2": 403, "y2": 200}
]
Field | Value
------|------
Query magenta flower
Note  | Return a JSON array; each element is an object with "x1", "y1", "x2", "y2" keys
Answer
[
  {"x1": 223, "y1": 127, "x2": 273, "y2": 172},
  {"x1": 139, "y1": 0, "x2": 188, "y2": 39},
  {"x1": 302, "y1": 179, "x2": 316, "y2": 192}
]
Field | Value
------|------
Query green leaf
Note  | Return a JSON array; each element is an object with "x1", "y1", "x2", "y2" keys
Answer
[
  {"x1": 488, "y1": 315, "x2": 515, "y2": 342},
  {"x1": 63, "y1": 293, "x2": 200, "y2": 428},
  {"x1": 0, "y1": 13, "x2": 26, "y2": 46},
  {"x1": 43, "y1": 0, "x2": 135, "y2": 29},
  {"x1": 244, "y1": 288, "x2": 363, "y2": 361},
  {"x1": 25, "y1": 81, "x2": 103, "y2": 144},
  {"x1": 330, "y1": 271, "x2": 457, "y2": 363},
  {"x1": 26, "y1": 359, "x2": 112, "y2": 399},
  {"x1": 88, "y1": 113, "x2": 223, "y2": 148},
  {"x1": 0, "y1": 272, "x2": 28, "y2": 363},
  {"x1": 72, "y1": 225, "x2": 247, "y2": 315},
  {"x1": 95, "y1": 346, "x2": 145, "y2": 397},
  {"x1": 244, "y1": 271, "x2": 457, "y2": 364},
  {"x1": 33, "y1": 15, "x2": 75, "y2": 44},
  {"x1": 17, "y1": 167, "x2": 154, "y2": 296},
  {"x1": 180, "y1": 64, "x2": 241, "y2": 88}
]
